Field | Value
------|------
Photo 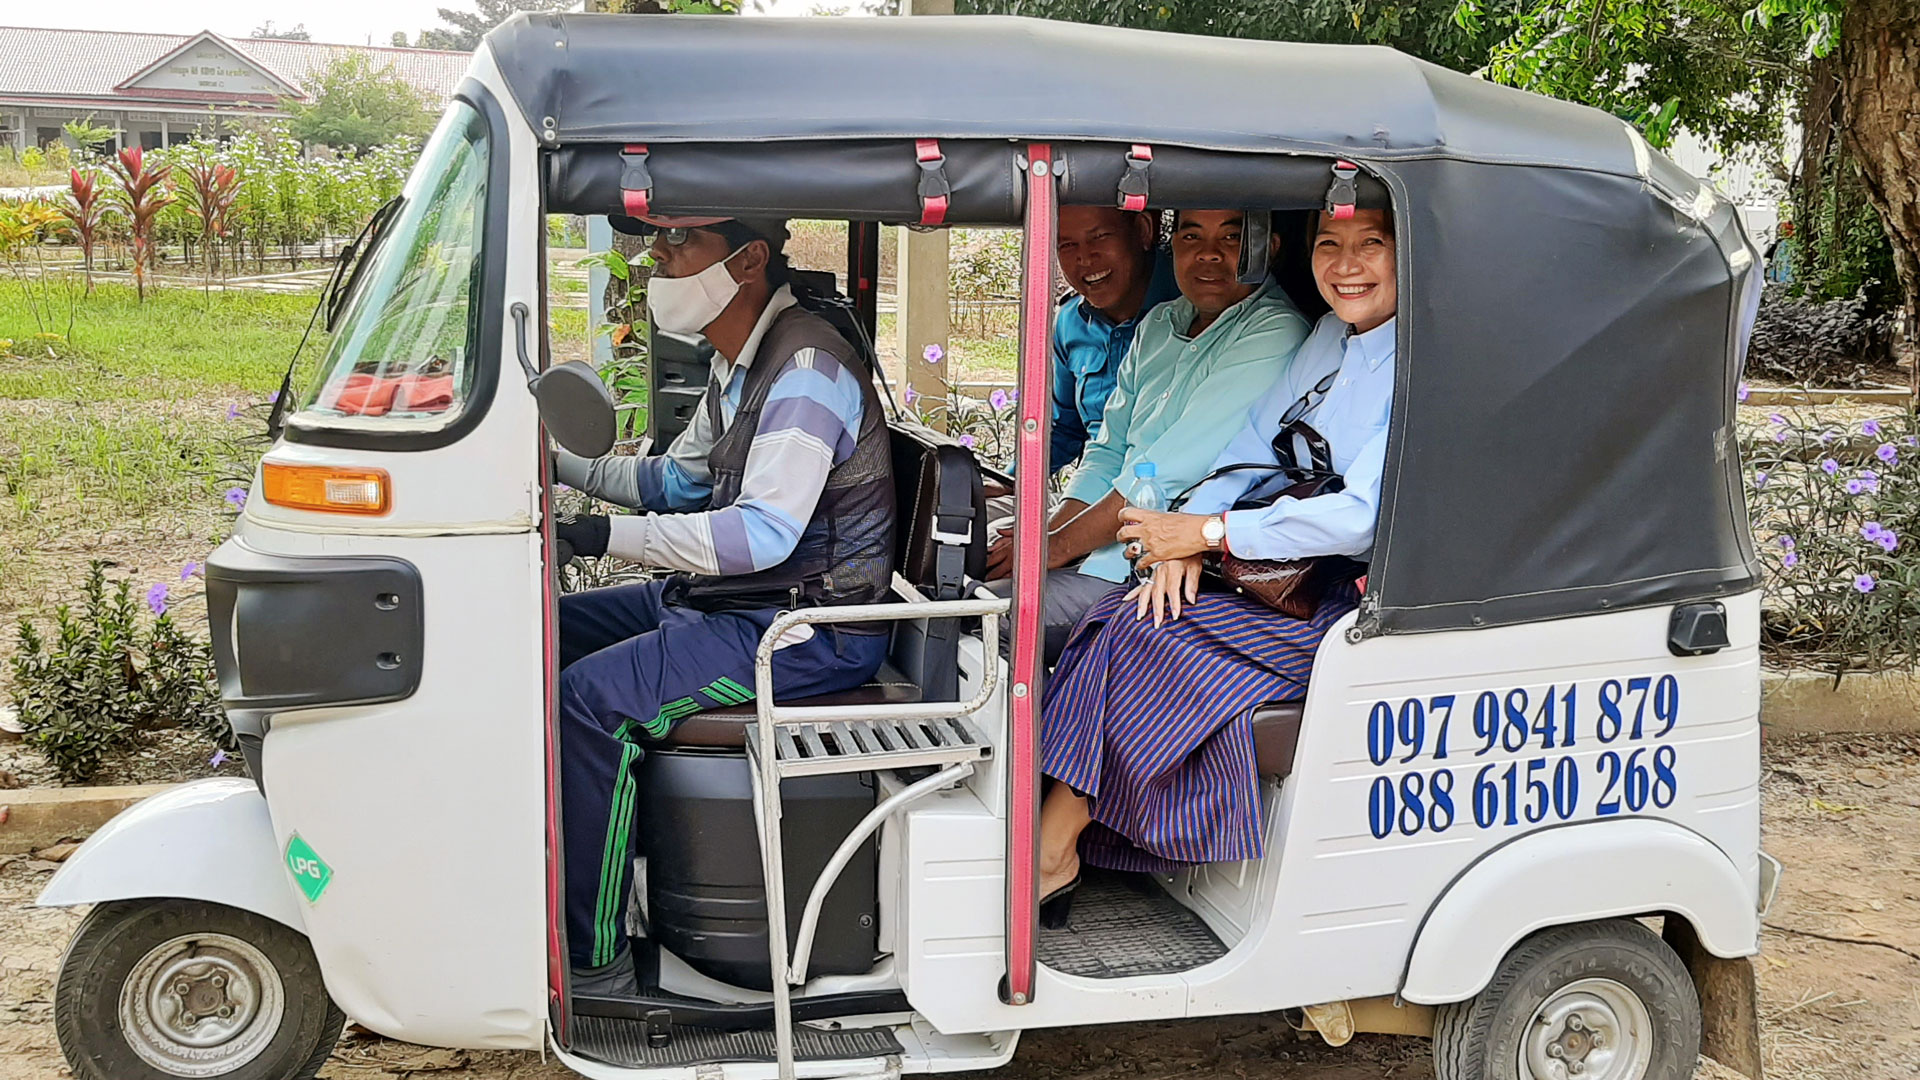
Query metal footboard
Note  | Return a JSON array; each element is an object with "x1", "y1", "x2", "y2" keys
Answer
[{"x1": 744, "y1": 581, "x2": 1008, "y2": 1080}]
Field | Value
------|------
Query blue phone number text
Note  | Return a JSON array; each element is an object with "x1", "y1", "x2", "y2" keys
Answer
[{"x1": 1362, "y1": 678, "x2": 1681, "y2": 840}]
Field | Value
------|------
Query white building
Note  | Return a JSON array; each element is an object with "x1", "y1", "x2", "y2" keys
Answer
[{"x1": 0, "y1": 27, "x2": 468, "y2": 152}]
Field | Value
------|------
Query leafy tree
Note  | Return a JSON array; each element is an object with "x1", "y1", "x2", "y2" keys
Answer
[
  {"x1": 1459, "y1": 0, "x2": 1917, "y2": 377},
  {"x1": 418, "y1": 0, "x2": 579, "y2": 51},
  {"x1": 61, "y1": 114, "x2": 115, "y2": 156},
  {"x1": 393, "y1": 31, "x2": 412, "y2": 46},
  {"x1": 956, "y1": 0, "x2": 1517, "y2": 74},
  {"x1": 251, "y1": 21, "x2": 313, "y2": 40},
  {"x1": 283, "y1": 53, "x2": 435, "y2": 153}
]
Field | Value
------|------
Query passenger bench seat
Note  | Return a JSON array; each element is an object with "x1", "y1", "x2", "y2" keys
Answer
[{"x1": 1249, "y1": 701, "x2": 1303, "y2": 780}]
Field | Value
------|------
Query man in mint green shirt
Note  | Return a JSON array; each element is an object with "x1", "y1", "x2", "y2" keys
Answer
[{"x1": 985, "y1": 209, "x2": 1326, "y2": 660}]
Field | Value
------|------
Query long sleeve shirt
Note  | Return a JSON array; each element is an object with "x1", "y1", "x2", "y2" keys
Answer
[
  {"x1": 1048, "y1": 252, "x2": 1180, "y2": 473},
  {"x1": 1183, "y1": 314, "x2": 1397, "y2": 561},
  {"x1": 1064, "y1": 277, "x2": 1317, "y2": 583},
  {"x1": 553, "y1": 287, "x2": 869, "y2": 576}
]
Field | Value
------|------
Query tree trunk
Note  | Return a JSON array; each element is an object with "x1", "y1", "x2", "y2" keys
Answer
[{"x1": 1836, "y1": 0, "x2": 1920, "y2": 391}]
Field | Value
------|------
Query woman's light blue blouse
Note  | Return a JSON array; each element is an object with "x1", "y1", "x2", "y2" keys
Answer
[{"x1": 1182, "y1": 313, "x2": 1397, "y2": 561}]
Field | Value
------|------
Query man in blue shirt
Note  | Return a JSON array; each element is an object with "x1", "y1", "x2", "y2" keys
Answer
[{"x1": 1047, "y1": 205, "x2": 1180, "y2": 472}]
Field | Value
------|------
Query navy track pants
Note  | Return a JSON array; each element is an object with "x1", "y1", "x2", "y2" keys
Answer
[{"x1": 558, "y1": 579, "x2": 889, "y2": 971}]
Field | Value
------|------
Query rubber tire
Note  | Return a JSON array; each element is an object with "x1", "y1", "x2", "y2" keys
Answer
[
  {"x1": 54, "y1": 899, "x2": 345, "y2": 1080},
  {"x1": 1430, "y1": 918, "x2": 1701, "y2": 1080}
]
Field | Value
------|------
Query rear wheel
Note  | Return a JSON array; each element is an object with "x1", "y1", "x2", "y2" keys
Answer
[
  {"x1": 55, "y1": 899, "x2": 344, "y2": 1080},
  {"x1": 1431, "y1": 919, "x2": 1700, "y2": 1080}
]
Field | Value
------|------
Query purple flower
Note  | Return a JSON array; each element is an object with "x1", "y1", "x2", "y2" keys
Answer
[
  {"x1": 1737, "y1": 381, "x2": 1750, "y2": 403},
  {"x1": 145, "y1": 582, "x2": 169, "y2": 616},
  {"x1": 1782, "y1": 552, "x2": 1799, "y2": 569},
  {"x1": 1861, "y1": 469, "x2": 1881, "y2": 493},
  {"x1": 1863, "y1": 419, "x2": 1883, "y2": 437},
  {"x1": 1907, "y1": 436, "x2": 1918, "y2": 448},
  {"x1": 1779, "y1": 536, "x2": 1794, "y2": 550},
  {"x1": 959, "y1": 434, "x2": 977, "y2": 448},
  {"x1": 1772, "y1": 428, "x2": 1789, "y2": 443},
  {"x1": 1862, "y1": 522, "x2": 1886, "y2": 541},
  {"x1": 1753, "y1": 470, "x2": 1769, "y2": 489},
  {"x1": 989, "y1": 389, "x2": 1011, "y2": 411},
  {"x1": 1878, "y1": 533, "x2": 1899, "y2": 553},
  {"x1": 1820, "y1": 430, "x2": 1835, "y2": 445},
  {"x1": 1769, "y1": 413, "x2": 1787, "y2": 425},
  {"x1": 1847, "y1": 478, "x2": 1865, "y2": 495},
  {"x1": 179, "y1": 561, "x2": 200, "y2": 581},
  {"x1": 1821, "y1": 458, "x2": 1839, "y2": 475},
  {"x1": 226, "y1": 403, "x2": 241, "y2": 421},
  {"x1": 1877, "y1": 443, "x2": 1898, "y2": 464},
  {"x1": 268, "y1": 389, "x2": 281, "y2": 404},
  {"x1": 922, "y1": 343, "x2": 944, "y2": 364},
  {"x1": 1855, "y1": 573, "x2": 1876, "y2": 593},
  {"x1": 903, "y1": 385, "x2": 921, "y2": 406},
  {"x1": 209, "y1": 749, "x2": 228, "y2": 769},
  {"x1": 224, "y1": 487, "x2": 248, "y2": 510}
]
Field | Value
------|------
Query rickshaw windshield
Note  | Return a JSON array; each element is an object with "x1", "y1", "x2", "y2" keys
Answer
[{"x1": 294, "y1": 101, "x2": 489, "y2": 430}]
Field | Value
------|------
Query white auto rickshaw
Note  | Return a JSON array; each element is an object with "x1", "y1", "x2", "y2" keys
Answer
[{"x1": 40, "y1": 13, "x2": 1777, "y2": 1080}]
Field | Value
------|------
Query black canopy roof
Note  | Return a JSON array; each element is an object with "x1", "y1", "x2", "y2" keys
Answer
[
  {"x1": 489, "y1": 13, "x2": 1635, "y2": 174},
  {"x1": 485, "y1": 13, "x2": 1762, "y2": 637}
]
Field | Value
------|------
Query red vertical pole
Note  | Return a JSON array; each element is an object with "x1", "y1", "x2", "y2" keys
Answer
[{"x1": 1003, "y1": 143, "x2": 1055, "y2": 1007}]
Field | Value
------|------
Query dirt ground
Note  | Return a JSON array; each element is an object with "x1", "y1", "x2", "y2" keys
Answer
[{"x1": 0, "y1": 733, "x2": 1914, "y2": 1080}]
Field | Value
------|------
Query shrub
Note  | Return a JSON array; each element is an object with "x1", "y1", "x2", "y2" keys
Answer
[
  {"x1": 1746, "y1": 284, "x2": 1894, "y2": 387},
  {"x1": 1746, "y1": 408, "x2": 1920, "y2": 674},
  {"x1": 8, "y1": 562, "x2": 230, "y2": 784}
]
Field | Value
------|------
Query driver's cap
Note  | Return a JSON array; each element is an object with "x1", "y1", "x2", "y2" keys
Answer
[{"x1": 610, "y1": 214, "x2": 790, "y2": 253}]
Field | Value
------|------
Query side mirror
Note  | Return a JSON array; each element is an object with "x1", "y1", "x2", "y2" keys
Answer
[
  {"x1": 512, "y1": 302, "x2": 617, "y2": 459},
  {"x1": 533, "y1": 362, "x2": 617, "y2": 458}
]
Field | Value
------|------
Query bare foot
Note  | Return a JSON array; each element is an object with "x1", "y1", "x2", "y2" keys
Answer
[{"x1": 1039, "y1": 853, "x2": 1081, "y2": 900}]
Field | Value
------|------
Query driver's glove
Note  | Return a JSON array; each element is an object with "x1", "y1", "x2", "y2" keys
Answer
[{"x1": 554, "y1": 514, "x2": 611, "y2": 564}]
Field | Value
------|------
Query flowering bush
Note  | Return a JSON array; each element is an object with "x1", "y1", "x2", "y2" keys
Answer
[
  {"x1": 8, "y1": 562, "x2": 228, "y2": 784},
  {"x1": 903, "y1": 378, "x2": 1020, "y2": 472},
  {"x1": 1746, "y1": 408, "x2": 1920, "y2": 671}
]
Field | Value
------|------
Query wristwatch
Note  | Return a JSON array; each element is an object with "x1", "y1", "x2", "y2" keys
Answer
[{"x1": 1201, "y1": 515, "x2": 1226, "y2": 550}]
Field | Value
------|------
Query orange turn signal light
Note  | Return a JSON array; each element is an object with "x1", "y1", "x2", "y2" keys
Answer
[{"x1": 260, "y1": 463, "x2": 391, "y2": 516}]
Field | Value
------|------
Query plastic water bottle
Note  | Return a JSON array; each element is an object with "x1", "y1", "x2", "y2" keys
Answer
[{"x1": 1127, "y1": 461, "x2": 1163, "y2": 583}]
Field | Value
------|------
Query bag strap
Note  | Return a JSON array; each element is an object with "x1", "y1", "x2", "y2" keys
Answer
[{"x1": 1167, "y1": 368, "x2": 1340, "y2": 510}]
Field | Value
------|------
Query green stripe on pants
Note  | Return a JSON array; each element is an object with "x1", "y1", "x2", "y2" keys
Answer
[{"x1": 591, "y1": 741, "x2": 643, "y2": 967}]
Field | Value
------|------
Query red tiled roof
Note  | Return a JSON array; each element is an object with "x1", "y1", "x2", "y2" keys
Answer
[{"x1": 0, "y1": 26, "x2": 470, "y2": 105}]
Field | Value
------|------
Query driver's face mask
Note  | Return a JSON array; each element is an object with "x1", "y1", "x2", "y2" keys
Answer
[{"x1": 647, "y1": 243, "x2": 749, "y2": 335}]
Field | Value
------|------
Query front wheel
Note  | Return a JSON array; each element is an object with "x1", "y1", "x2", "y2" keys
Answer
[
  {"x1": 1431, "y1": 919, "x2": 1700, "y2": 1080},
  {"x1": 55, "y1": 899, "x2": 344, "y2": 1080}
]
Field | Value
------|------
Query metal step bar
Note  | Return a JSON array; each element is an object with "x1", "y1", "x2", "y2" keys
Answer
[{"x1": 745, "y1": 585, "x2": 1008, "y2": 1080}]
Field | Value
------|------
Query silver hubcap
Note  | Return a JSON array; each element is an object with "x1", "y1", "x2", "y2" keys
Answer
[
  {"x1": 1520, "y1": 978, "x2": 1654, "y2": 1080},
  {"x1": 117, "y1": 932, "x2": 285, "y2": 1077}
]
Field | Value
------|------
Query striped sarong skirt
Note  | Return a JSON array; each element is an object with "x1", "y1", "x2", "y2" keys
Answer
[{"x1": 1040, "y1": 582, "x2": 1357, "y2": 873}]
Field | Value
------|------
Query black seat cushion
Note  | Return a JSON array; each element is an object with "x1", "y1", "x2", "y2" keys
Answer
[
  {"x1": 660, "y1": 663, "x2": 924, "y2": 749},
  {"x1": 1249, "y1": 701, "x2": 1303, "y2": 779}
]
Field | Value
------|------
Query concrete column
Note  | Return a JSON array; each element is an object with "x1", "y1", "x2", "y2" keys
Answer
[{"x1": 897, "y1": 0, "x2": 954, "y2": 429}]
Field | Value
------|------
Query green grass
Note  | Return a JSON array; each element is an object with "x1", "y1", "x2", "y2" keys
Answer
[{"x1": 0, "y1": 281, "x2": 323, "y2": 402}]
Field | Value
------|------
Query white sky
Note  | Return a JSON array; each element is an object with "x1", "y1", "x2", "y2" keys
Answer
[{"x1": 0, "y1": 0, "x2": 828, "y2": 50}]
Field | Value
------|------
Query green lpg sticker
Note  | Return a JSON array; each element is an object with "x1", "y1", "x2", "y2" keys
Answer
[{"x1": 284, "y1": 833, "x2": 334, "y2": 904}]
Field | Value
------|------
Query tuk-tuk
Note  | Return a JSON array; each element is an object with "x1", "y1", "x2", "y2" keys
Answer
[{"x1": 40, "y1": 13, "x2": 1775, "y2": 1080}]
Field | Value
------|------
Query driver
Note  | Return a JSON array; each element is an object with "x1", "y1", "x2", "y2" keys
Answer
[{"x1": 550, "y1": 215, "x2": 895, "y2": 996}]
